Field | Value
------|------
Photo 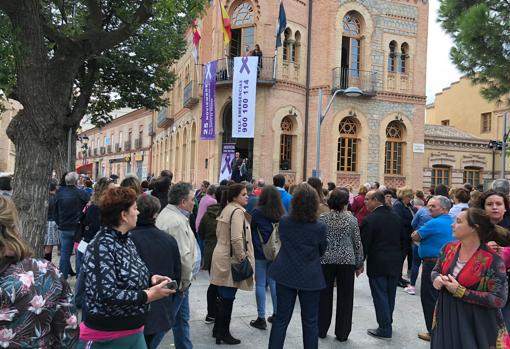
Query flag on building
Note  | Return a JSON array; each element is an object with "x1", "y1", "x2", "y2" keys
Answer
[
  {"x1": 192, "y1": 19, "x2": 201, "y2": 61},
  {"x1": 220, "y1": 0, "x2": 231, "y2": 46},
  {"x1": 275, "y1": 1, "x2": 287, "y2": 48}
]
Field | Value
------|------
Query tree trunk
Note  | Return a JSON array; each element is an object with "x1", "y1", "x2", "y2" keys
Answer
[{"x1": 9, "y1": 110, "x2": 55, "y2": 257}]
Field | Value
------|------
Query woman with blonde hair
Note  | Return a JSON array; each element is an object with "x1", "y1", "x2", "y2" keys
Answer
[{"x1": 0, "y1": 196, "x2": 79, "y2": 348}]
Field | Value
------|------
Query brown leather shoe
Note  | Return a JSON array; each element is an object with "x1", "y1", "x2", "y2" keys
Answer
[{"x1": 418, "y1": 332, "x2": 431, "y2": 341}]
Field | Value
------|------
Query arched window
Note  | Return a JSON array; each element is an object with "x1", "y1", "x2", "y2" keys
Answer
[
  {"x1": 280, "y1": 116, "x2": 294, "y2": 170},
  {"x1": 293, "y1": 31, "x2": 301, "y2": 64},
  {"x1": 384, "y1": 121, "x2": 405, "y2": 175},
  {"x1": 283, "y1": 28, "x2": 292, "y2": 62},
  {"x1": 341, "y1": 12, "x2": 363, "y2": 79},
  {"x1": 231, "y1": 2, "x2": 255, "y2": 57},
  {"x1": 337, "y1": 117, "x2": 359, "y2": 172},
  {"x1": 432, "y1": 165, "x2": 451, "y2": 187},
  {"x1": 388, "y1": 41, "x2": 397, "y2": 73},
  {"x1": 399, "y1": 43, "x2": 409, "y2": 73},
  {"x1": 463, "y1": 167, "x2": 481, "y2": 186}
]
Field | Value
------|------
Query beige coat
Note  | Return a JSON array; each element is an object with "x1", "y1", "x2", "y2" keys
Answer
[
  {"x1": 156, "y1": 204, "x2": 198, "y2": 291},
  {"x1": 210, "y1": 202, "x2": 254, "y2": 291}
]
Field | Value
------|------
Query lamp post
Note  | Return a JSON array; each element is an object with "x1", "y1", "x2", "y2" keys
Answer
[{"x1": 312, "y1": 87, "x2": 363, "y2": 178}]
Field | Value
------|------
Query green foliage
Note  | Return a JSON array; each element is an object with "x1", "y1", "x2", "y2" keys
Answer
[
  {"x1": 438, "y1": 0, "x2": 510, "y2": 103},
  {"x1": 0, "y1": 0, "x2": 206, "y2": 124}
]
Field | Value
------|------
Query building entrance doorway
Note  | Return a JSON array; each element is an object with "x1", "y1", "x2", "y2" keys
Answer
[{"x1": 222, "y1": 102, "x2": 253, "y2": 181}]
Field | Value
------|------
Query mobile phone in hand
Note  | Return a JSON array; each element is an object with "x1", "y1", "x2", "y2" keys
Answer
[{"x1": 166, "y1": 280, "x2": 178, "y2": 290}]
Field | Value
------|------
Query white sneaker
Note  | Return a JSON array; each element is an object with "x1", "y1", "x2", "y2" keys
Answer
[{"x1": 404, "y1": 285, "x2": 416, "y2": 295}]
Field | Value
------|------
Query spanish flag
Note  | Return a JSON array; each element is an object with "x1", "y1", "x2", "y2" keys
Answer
[{"x1": 219, "y1": 0, "x2": 231, "y2": 46}]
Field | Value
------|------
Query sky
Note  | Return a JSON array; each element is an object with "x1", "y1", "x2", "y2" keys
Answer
[{"x1": 426, "y1": 0, "x2": 462, "y2": 104}]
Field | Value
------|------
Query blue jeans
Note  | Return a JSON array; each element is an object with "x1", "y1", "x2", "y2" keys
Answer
[
  {"x1": 170, "y1": 289, "x2": 192, "y2": 349},
  {"x1": 147, "y1": 331, "x2": 166, "y2": 349},
  {"x1": 58, "y1": 229, "x2": 74, "y2": 279},
  {"x1": 268, "y1": 283, "x2": 321, "y2": 349},
  {"x1": 410, "y1": 244, "x2": 421, "y2": 286},
  {"x1": 255, "y1": 259, "x2": 276, "y2": 318},
  {"x1": 368, "y1": 276, "x2": 398, "y2": 337}
]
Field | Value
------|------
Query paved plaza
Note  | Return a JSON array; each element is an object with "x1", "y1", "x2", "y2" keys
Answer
[{"x1": 160, "y1": 270, "x2": 431, "y2": 349}]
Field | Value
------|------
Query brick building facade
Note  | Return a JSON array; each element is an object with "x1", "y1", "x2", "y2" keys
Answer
[{"x1": 153, "y1": 0, "x2": 429, "y2": 188}]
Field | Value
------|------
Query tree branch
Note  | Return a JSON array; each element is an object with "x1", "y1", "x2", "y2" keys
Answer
[
  {"x1": 84, "y1": 0, "x2": 102, "y2": 31},
  {"x1": 68, "y1": 59, "x2": 98, "y2": 126},
  {"x1": 80, "y1": 0, "x2": 154, "y2": 53}
]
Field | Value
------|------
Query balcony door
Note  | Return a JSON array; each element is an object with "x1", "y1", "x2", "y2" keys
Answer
[
  {"x1": 341, "y1": 12, "x2": 364, "y2": 87},
  {"x1": 230, "y1": 2, "x2": 255, "y2": 58}
]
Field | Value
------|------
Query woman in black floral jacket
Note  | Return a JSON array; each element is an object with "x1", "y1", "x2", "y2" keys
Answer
[
  {"x1": 78, "y1": 187, "x2": 174, "y2": 349},
  {"x1": 318, "y1": 188, "x2": 364, "y2": 342},
  {"x1": 0, "y1": 196, "x2": 78, "y2": 348}
]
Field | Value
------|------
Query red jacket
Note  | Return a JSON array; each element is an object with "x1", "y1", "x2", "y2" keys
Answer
[{"x1": 351, "y1": 193, "x2": 369, "y2": 225}]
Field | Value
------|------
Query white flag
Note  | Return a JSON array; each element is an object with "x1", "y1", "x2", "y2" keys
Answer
[{"x1": 232, "y1": 56, "x2": 258, "y2": 138}]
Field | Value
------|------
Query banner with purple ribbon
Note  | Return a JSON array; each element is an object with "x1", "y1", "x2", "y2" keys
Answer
[
  {"x1": 201, "y1": 60, "x2": 218, "y2": 140},
  {"x1": 219, "y1": 143, "x2": 236, "y2": 182},
  {"x1": 232, "y1": 56, "x2": 258, "y2": 138}
]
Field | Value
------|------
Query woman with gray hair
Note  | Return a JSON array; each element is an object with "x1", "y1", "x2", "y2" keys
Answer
[{"x1": 126, "y1": 194, "x2": 182, "y2": 349}]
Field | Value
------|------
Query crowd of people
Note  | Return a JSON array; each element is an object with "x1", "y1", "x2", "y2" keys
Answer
[{"x1": 2, "y1": 170, "x2": 510, "y2": 348}]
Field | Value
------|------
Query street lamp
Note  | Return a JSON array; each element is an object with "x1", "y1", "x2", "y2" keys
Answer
[
  {"x1": 78, "y1": 135, "x2": 90, "y2": 173},
  {"x1": 313, "y1": 86, "x2": 363, "y2": 178}
]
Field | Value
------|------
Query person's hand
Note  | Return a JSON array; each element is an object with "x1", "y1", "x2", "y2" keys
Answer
[
  {"x1": 487, "y1": 241, "x2": 502, "y2": 255},
  {"x1": 355, "y1": 266, "x2": 364, "y2": 277},
  {"x1": 151, "y1": 274, "x2": 171, "y2": 286},
  {"x1": 145, "y1": 280, "x2": 175, "y2": 303},
  {"x1": 444, "y1": 274, "x2": 460, "y2": 294},
  {"x1": 433, "y1": 274, "x2": 446, "y2": 290}
]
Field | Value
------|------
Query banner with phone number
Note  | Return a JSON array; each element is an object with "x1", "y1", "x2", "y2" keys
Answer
[{"x1": 232, "y1": 56, "x2": 258, "y2": 138}]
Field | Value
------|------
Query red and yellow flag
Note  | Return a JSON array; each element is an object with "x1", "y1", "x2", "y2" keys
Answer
[{"x1": 219, "y1": 0, "x2": 231, "y2": 46}]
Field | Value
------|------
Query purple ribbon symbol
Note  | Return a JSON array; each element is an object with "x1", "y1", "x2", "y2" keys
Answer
[
  {"x1": 239, "y1": 57, "x2": 250, "y2": 74},
  {"x1": 221, "y1": 154, "x2": 232, "y2": 174}
]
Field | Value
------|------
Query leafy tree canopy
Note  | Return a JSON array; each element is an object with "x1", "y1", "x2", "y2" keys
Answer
[
  {"x1": 438, "y1": 0, "x2": 510, "y2": 103},
  {"x1": 0, "y1": 0, "x2": 206, "y2": 124}
]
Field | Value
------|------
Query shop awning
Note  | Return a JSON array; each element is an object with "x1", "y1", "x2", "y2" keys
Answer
[{"x1": 76, "y1": 163, "x2": 93, "y2": 175}]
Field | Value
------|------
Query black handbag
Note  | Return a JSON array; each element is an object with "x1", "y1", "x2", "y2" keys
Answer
[{"x1": 229, "y1": 208, "x2": 253, "y2": 282}]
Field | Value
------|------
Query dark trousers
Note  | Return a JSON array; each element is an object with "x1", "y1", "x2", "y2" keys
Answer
[
  {"x1": 368, "y1": 275, "x2": 398, "y2": 337},
  {"x1": 268, "y1": 283, "x2": 321, "y2": 349},
  {"x1": 207, "y1": 284, "x2": 218, "y2": 317},
  {"x1": 318, "y1": 264, "x2": 355, "y2": 339},
  {"x1": 420, "y1": 259, "x2": 438, "y2": 333}
]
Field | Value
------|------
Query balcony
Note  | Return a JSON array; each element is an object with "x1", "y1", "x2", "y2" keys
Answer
[
  {"x1": 93, "y1": 148, "x2": 98, "y2": 156},
  {"x1": 216, "y1": 56, "x2": 276, "y2": 86},
  {"x1": 385, "y1": 72, "x2": 413, "y2": 94},
  {"x1": 332, "y1": 67, "x2": 378, "y2": 96},
  {"x1": 134, "y1": 138, "x2": 142, "y2": 150},
  {"x1": 124, "y1": 141, "x2": 132, "y2": 151},
  {"x1": 115, "y1": 143, "x2": 121, "y2": 152},
  {"x1": 183, "y1": 80, "x2": 200, "y2": 109},
  {"x1": 100, "y1": 147, "x2": 106, "y2": 155},
  {"x1": 107, "y1": 145, "x2": 112, "y2": 154},
  {"x1": 157, "y1": 107, "x2": 174, "y2": 129}
]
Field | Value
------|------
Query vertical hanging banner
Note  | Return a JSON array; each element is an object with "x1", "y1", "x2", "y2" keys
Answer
[
  {"x1": 232, "y1": 56, "x2": 258, "y2": 138},
  {"x1": 201, "y1": 60, "x2": 218, "y2": 140},
  {"x1": 219, "y1": 143, "x2": 236, "y2": 182}
]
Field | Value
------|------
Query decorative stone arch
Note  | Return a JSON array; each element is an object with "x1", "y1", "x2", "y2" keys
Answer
[
  {"x1": 272, "y1": 106, "x2": 304, "y2": 182},
  {"x1": 334, "y1": 2, "x2": 375, "y2": 76},
  {"x1": 327, "y1": 108, "x2": 369, "y2": 186},
  {"x1": 429, "y1": 152, "x2": 456, "y2": 168},
  {"x1": 378, "y1": 112, "x2": 414, "y2": 184},
  {"x1": 226, "y1": 0, "x2": 260, "y2": 21},
  {"x1": 461, "y1": 154, "x2": 486, "y2": 169}
]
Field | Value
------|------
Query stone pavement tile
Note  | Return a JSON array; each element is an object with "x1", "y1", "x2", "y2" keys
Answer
[{"x1": 160, "y1": 270, "x2": 430, "y2": 349}]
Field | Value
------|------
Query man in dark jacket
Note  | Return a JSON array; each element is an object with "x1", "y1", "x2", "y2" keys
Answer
[
  {"x1": 361, "y1": 190, "x2": 404, "y2": 340},
  {"x1": 151, "y1": 175, "x2": 171, "y2": 212},
  {"x1": 54, "y1": 171, "x2": 89, "y2": 279},
  {"x1": 131, "y1": 194, "x2": 181, "y2": 349}
]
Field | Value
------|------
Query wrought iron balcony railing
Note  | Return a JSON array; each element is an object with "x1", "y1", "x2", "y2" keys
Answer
[
  {"x1": 332, "y1": 67, "x2": 378, "y2": 96},
  {"x1": 216, "y1": 56, "x2": 276, "y2": 85}
]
